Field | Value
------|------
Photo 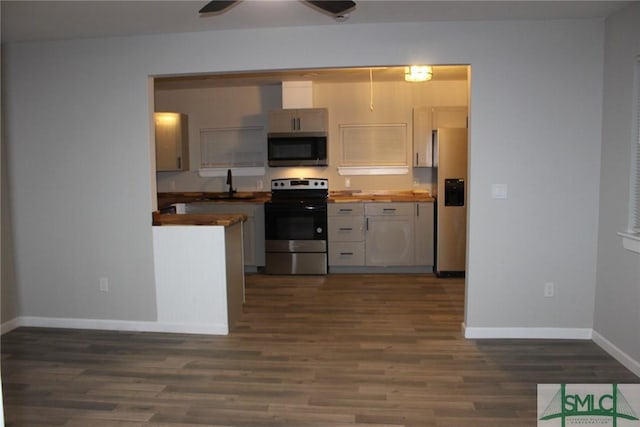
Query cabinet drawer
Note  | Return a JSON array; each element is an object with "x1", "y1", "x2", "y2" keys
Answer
[
  {"x1": 365, "y1": 203, "x2": 413, "y2": 216},
  {"x1": 328, "y1": 217, "x2": 364, "y2": 242},
  {"x1": 328, "y1": 203, "x2": 364, "y2": 216},
  {"x1": 329, "y1": 242, "x2": 365, "y2": 266}
]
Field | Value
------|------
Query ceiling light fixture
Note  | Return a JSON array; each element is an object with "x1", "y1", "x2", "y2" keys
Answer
[{"x1": 404, "y1": 65, "x2": 433, "y2": 82}]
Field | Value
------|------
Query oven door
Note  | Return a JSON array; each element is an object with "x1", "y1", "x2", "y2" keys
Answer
[
  {"x1": 264, "y1": 200, "x2": 328, "y2": 274},
  {"x1": 265, "y1": 201, "x2": 327, "y2": 246}
]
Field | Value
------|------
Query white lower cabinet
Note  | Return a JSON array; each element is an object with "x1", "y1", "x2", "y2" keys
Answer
[
  {"x1": 328, "y1": 201, "x2": 434, "y2": 270},
  {"x1": 328, "y1": 203, "x2": 365, "y2": 266},
  {"x1": 364, "y1": 203, "x2": 414, "y2": 266}
]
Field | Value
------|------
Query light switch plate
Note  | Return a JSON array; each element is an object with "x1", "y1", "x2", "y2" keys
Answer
[{"x1": 491, "y1": 184, "x2": 508, "y2": 199}]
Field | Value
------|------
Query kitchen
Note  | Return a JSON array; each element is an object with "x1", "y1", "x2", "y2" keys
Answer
[{"x1": 153, "y1": 65, "x2": 469, "y2": 285}]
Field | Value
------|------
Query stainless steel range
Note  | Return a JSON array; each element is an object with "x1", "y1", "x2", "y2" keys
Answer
[{"x1": 264, "y1": 178, "x2": 328, "y2": 275}]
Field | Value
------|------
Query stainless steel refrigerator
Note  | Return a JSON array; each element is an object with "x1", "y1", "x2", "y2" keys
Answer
[{"x1": 433, "y1": 128, "x2": 468, "y2": 276}]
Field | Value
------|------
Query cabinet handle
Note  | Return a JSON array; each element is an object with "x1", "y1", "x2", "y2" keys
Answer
[
  {"x1": 291, "y1": 118, "x2": 295, "y2": 130},
  {"x1": 177, "y1": 157, "x2": 181, "y2": 169},
  {"x1": 366, "y1": 217, "x2": 369, "y2": 230},
  {"x1": 339, "y1": 208, "x2": 353, "y2": 212},
  {"x1": 416, "y1": 152, "x2": 419, "y2": 165},
  {"x1": 297, "y1": 117, "x2": 301, "y2": 130},
  {"x1": 417, "y1": 204, "x2": 420, "y2": 216},
  {"x1": 339, "y1": 227, "x2": 353, "y2": 231},
  {"x1": 340, "y1": 252, "x2": 353, "y2": 256},
  {"x1": 383, "y1": 208, "x2": 396, "y2": 212}
]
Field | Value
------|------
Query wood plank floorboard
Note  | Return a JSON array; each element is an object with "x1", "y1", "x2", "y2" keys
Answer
[{"x1": 2, "y1": 273, "x2": 637, "y2": 426}]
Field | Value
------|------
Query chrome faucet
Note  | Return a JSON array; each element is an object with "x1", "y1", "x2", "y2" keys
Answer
[{"x1": 226, "y1": 169, "x2": 236, "y2": 197}]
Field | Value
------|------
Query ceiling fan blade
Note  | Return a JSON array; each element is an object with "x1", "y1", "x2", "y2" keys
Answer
[
  {"x1": 306, "y1": 1, "x2": 356, "y2": 15},
  {"x1": 199, "y1": 1, "x2": 238, "y2": 14}
]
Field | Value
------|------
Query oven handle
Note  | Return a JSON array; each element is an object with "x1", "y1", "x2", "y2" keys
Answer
[{"x1": 265, "y1": 205, "x2": 327, "y2": 213}]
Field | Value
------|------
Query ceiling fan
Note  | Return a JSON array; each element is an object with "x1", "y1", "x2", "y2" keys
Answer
[{"x1": 199, "y1": 1, "x2": 356, "y2": 17}]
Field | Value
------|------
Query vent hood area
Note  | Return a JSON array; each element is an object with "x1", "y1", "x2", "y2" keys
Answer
[{"x1": 281, "y1": 80, "x2": 314, "y2": 109}]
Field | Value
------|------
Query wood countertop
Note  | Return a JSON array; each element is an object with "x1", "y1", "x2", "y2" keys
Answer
[
  {"x1": 152, "y1": 211, "x2": 248, "y2": 227},
  {"x1": 157, "y1": 190, "x2": 435, "y2": 208},
  {"x1": 157, "y1": 192, "x2": 271, "y2": 209},
  {"x1": 329, "y1": 190, "x2": 435, "y2": 203}
]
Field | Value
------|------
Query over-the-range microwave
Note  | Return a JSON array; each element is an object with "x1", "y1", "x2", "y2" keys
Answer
[{"x1": 267, "y1": 132, "x2": 328, "y2": 167}]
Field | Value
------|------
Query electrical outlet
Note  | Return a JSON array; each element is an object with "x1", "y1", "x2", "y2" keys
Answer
[
  {"x1": 169, "y1": 180, "x2": 176, "y2": 191},
  {"x1": 257, "y1": 180, "x2": 264, "y2": 190},
  {"x1": 345, "y1": 178, "x2": 351, "y2": 188},
  {"x1": 99, "y1": 277, "x2": 109, "y2": 292},
  {"x1": 544, "y1": 282, "x2": 554, "y2": 297}
]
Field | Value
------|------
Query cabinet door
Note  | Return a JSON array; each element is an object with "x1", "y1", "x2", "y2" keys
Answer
[
  {"x1": 432, "y1": 106, "x2": 467, "y2": 129},
  {"x1": 155, "y1": 112, "x2": 189, "y2": 172},
  {"x1": 328, "y1": 216, "x2": 365, "y2": 242},
  {"x1": 268, "y1": 109, "x2": 296, "y2": 132},
  {"x1": 241, "y1": 216, "x2": 256, "y2": 266},
  {"x1": 365, "y1": 215, "x2": 415, "y2": 266},
  {"x1": 268, "y1": 108, "x2": 328, "y2": 133},
  {"x1": 328, "y1": 203, "x2": 364, "y2": 217},
  {"x1": 252, "y1": 204, "x2": 265, "y2": 267},
  {"x1": 297, "y1": 108, "x2": 328, "y2": 132},
  {"x1": 329, "y1": 242, "x2": 365, "y2": 266},
  {"x1": 413, "y1": 107, "x2": 434, "y2": 167},
  {"x1": 414, "y1": 202, "x2": 434, "y2": 266}
]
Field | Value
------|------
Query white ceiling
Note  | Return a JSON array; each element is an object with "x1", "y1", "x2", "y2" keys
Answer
[{"x1": 1, "y1": 1, "x2": 632, "y2": 44}]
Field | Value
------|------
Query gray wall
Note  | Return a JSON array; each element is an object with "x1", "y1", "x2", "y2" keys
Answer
[
  {"x1": 2, "y1": 127, "x2": 18, "y2": 325},
  {"x1": 594, "y1": 2, "x2": 640, "y2": 367},
  {"x1": 1, "y1": 16, "x2": 624, "y2": 358},
  {"x1": 2, "y1": 35, "x2": 19, "y2": 325}
]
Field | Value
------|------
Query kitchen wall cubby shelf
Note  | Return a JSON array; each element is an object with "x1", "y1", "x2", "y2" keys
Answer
[
  {"x1": 199, "y1": 126, "x2": 266, "y2": 177},
  {"x1": 339, "y1": 123, "x2": 407, "y2": 172}
]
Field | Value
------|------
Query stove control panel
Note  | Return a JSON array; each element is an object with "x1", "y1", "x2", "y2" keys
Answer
[{"x1": 271, "y1": 178, "x2": 328, "y2": 190}]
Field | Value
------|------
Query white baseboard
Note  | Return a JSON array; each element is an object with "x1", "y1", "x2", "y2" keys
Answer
[
  {"x1": 2, "y1": 316, "x2": 229, "y2": 336},
  {"x1": 592, "y1": 329, "x2": 640, "y2": 377},
  {"x1": 463, "y1": 323, "x2": 640, "y2": 377},
  {"x1": 1, "y1": 317, "x2": 21, "y2": 335},
  {"x1": 462, "y1": 323, "x2": 593, "y2": 340}
]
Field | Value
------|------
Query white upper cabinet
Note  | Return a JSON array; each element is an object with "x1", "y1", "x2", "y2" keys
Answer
[
  {"x1": 412, "y1": 106, "x2": 467, "y2": 167},
  {"x1": 413, "y1": 107, "x2": 434, "y2": 167},
  {"x1": 268, "y1": 108, "x2": 328, "y2": 133},
  {"x1": 155, "y1": 112, "x2": 189, "y2": 172}
]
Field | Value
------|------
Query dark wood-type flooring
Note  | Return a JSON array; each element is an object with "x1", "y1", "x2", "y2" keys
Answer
[{"x1": 2, "y1": 274, "x2": 637, "y2": 426}]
